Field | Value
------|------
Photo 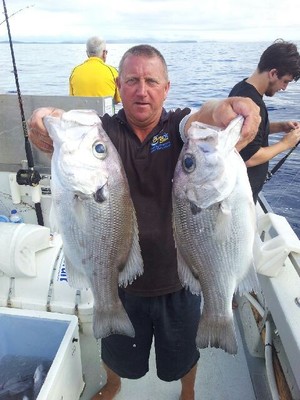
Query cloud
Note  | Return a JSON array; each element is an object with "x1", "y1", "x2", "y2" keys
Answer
[{"x1": 1, "y1": 0, "x2": 300, "y2": 42}]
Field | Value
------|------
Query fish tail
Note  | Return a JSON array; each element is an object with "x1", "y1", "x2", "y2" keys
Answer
[
  {"x1": 196, "y1": 312, "x2": 238, "y2": 354},
  {"x1": 93, "y1": 303, "x2": 135, "y2": 339}
]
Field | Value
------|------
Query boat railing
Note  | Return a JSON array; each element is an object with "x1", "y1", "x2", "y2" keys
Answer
[
  {"x1": 258, "y1": 193, "x2": 300, "y2": 278},
  {"x1": 0, "y1": 93, "x2": 114, "y2": 174}
]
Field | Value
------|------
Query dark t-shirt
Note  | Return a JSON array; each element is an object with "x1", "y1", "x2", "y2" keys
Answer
[
  {"x1": 101, "y1": 107, "x2": 190, "y2": 296},
  {"x1": 229, "y1": 79, "x2": 270, "y2": 202}
]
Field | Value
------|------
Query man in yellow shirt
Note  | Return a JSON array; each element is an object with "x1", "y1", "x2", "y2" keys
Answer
[{"x1": 69, "y1": 36, "x2": 121, "y2": 104}]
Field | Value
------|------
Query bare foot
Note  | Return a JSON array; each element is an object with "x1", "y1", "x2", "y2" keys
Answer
[
  {"x1": 91, "y1": 381, "x2": 121, "y2": 400},
  {"x1": 179, "y1": 387, "x2": 195, "y2": 399},
  {"x1": 179, "y1": 394, "x2": 195, "y2": 400}
]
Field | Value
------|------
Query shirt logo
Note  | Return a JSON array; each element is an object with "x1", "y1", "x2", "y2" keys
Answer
[{"x1": 150, "y1": 132, "x2": 171, "y2": 153}]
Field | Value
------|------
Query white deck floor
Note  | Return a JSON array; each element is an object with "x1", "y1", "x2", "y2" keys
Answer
[{"x1": 79, "y1": 309, "x2": 267, "y2": 400}]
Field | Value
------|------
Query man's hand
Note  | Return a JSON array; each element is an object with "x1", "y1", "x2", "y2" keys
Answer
[{"x1": 186, "y1": 97, "x2": 261, "y2": 151}]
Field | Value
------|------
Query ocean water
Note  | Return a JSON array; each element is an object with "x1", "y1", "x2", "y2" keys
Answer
[{"x1": 0, "y1": 41, "x2": 299, "y2": 236}]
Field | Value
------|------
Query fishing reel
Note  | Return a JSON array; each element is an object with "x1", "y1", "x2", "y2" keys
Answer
[
  {"x1": 16, "y1": 168, "x2": 41, "y2": 187},
  {"x1": 14, "y1": 168, "x2": 44, "y2": 226},
  {"x1": 265, "y1": 171, "x2": 272, "y2": 182}
]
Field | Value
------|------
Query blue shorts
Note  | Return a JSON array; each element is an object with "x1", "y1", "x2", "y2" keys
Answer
[{"x1": 101, "y1": 288, "x2": 201, "y2": 381}]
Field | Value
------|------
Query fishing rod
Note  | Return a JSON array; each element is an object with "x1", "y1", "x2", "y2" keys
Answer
[
  {"x1": 2, "y1": 0, "x2": 44, "y2": 226},
  {"x1": 265, "y1": 139, "x2": 300, "y2": 181},
  {"x1": 0, "y1": 4, "x2": 34, "y2": 26}
]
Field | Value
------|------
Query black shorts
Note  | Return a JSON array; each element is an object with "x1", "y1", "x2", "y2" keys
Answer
[{"x1": 101, "y1": 288, "x2": 201, "y2": 381}]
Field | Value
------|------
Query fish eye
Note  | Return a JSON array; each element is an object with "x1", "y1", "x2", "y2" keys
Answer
[
  {"x1": 93, "y1": 141, "x2": 107, "y2": 159},
  {"x1": 182, "y1": 153, "x2": 196, "y2": 173}
]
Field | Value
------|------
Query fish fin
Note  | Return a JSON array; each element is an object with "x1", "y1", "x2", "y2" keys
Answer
[
  {"x1": 118, "y1": 216, "x2": 144, "y2": 287},
  {"x1": 236, "y1": 261, "x2": 259, "y2": 295},
  {"x1": 93, "y1": 302, "x2": 135, "y2": 339},
  {"x1": 177, "y1": 249, "x2": 201, "y2": 295},
  {"x1": 73, "y1": 198, "x2": 90, "y2": 232},
  {"x1": 64, "y1": 255, "x2": 90, "y2": 289},
  {"x1": 214, "y1": 201, "x2": 232, "y2": 241},
  {"x1": 196, "y1": 310, "x2": 238, "y2": 354}
]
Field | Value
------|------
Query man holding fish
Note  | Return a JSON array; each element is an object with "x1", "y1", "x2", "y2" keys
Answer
[{"x1": 28, "y1": 45, "x2": 260, "y2": 400}]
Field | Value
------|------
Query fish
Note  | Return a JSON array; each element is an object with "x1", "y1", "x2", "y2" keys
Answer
[
  {"x1": 172, "y1": 115, "x2": 258, "y2": 354},
  {"x1": 0, "y1": 363, "x2": 49, "y2": 399},
  {"x1": 44, "y1": 109, "x2": 143, "y2": 339},
  {"x1": 32, "y1": 363, "x2": 49, "y2": 399},
  {"x1": 0, "y1": 374, "x2": 32, "y2": 399}
]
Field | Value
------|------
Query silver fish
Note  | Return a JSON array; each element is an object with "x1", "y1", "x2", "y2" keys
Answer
[
  {"x1": 33, "y1": 363, "x2": 49, "y2": 399},
  {"x1": 44, "y1": 109, "x2": 143, "y2": 339},
  {"x1": 0, "y1": 375, "x2": 32, "y2": 399},
  {"x1": 172, "y1": 115, "x2": 258, "y2": 354}
]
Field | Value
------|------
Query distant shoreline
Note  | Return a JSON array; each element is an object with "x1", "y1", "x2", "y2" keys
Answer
[{"x1": 0, "y1": 40, "x2": 198, "y2": 45}]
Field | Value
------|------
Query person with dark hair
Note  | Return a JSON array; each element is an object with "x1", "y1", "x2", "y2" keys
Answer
[
  {"x1": 69, "y1": 36, "x2": 121, "y2": 104},
  {"x1": 28, "y1": 44, "x2": 260, "y2": 400},
  {"x1": 229, "y1": 39, "x2": 300, "y2": 203}
]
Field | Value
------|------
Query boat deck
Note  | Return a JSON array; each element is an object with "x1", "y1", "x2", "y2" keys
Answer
[{"x1": 79, "y1": 301, "x2": 271, "y2": 400}]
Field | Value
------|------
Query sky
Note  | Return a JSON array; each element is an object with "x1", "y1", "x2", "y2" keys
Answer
[{"x1": 1, "y1": 0, "x2": 300, "y2": 43}]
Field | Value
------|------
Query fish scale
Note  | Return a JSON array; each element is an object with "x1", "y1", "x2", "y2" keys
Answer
[{"x1": 172, "y1": 116, "x2": 258, "y2": 354}]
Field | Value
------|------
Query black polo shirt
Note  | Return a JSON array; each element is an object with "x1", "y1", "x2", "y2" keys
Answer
[
  {"x1": 101, "y1": 107, "x2": 191, "y2": 296},
  {"x1": 229, "y1": 79, "x2": 270, "y2": 202}
]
